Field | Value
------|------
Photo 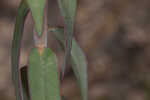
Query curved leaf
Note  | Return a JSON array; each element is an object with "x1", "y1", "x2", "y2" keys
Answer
[
  {"x1": 71, "y1": 38, "x2": 88, "y2": 100},
  {"x1": 28, "y1": 48, "x2": 61, "y2": 100},
  {"x1": 49, "y1": 27, "x2": 88, "y2": 100},
  {"x1": 11, "y1": 0, "x2": 29, "y2": 100},
  {"x1": 57, "y1": 0, "x2": 77, "y2": 77}
]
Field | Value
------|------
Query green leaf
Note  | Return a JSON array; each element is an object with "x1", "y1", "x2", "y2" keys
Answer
[
  {"x1": 49, "y1": 27, "x2": 88, "y2": 100},
  {"x1": 27, "y1": 0, "x2": 47, "y2": 36},
  {"x1": 28, "y1": 48, "x2": 61, "y2": 100},
  {"x1": 57, "y1": 0, "x2": 77, "y2": 76},
  {"x1": 71, "y1": 37, "x2": 88, "y2": 100},
  {"x1": 58, "y1": 0, "x2": 77, "y2": 20},
  {"x1": 11, "y1": 0, "x2": 29, "y2": 100}
]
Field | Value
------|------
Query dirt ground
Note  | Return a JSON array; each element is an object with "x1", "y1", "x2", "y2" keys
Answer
[{"x1": 1, "y1": 0, "x2": 150, "y2": 100}]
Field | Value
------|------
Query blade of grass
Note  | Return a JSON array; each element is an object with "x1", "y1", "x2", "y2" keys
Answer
[
  {"x1": 27, "y1": 0, "x2": 47, "y2": 36},
  {"x1": 11, "y1": 0, "x2": 29, "y2": 100},
  {"x1": 57, "y1": 0, "x2": 77, "y2": 77},
  {"x1": 33, "y1": 3, "x2": 48, "y2": 48},
  {"x1": 28, "y1": 48, "x2": 61, "y2": 100},
  {"x1": 49, "y1": 27, "x2": 88, "y2": 100}
]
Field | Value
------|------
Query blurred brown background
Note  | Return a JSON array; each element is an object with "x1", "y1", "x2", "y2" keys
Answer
[{"x1": 1, "y1": 0, "x2": 150, "y2": 100}]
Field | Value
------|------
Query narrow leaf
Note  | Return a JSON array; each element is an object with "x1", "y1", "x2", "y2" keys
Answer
[
  {"x1": 11, "y1": 0, "x2": 29, "y2": 100},
  {"x1": 71, "y1": 37, "x2": 88, "y2": 100},
  {"x1": 27, "y1": 0, "x2": 47, "y2": 36},
  {"x1": 57, "y1": 0, "x2": 77, "y2": 77},
  {"x1": 49, "y1": 27, "x2": 88, "y2": 100},
  {"x1": 28, "y1": 48, "x2": 61, "y2": 100}
]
